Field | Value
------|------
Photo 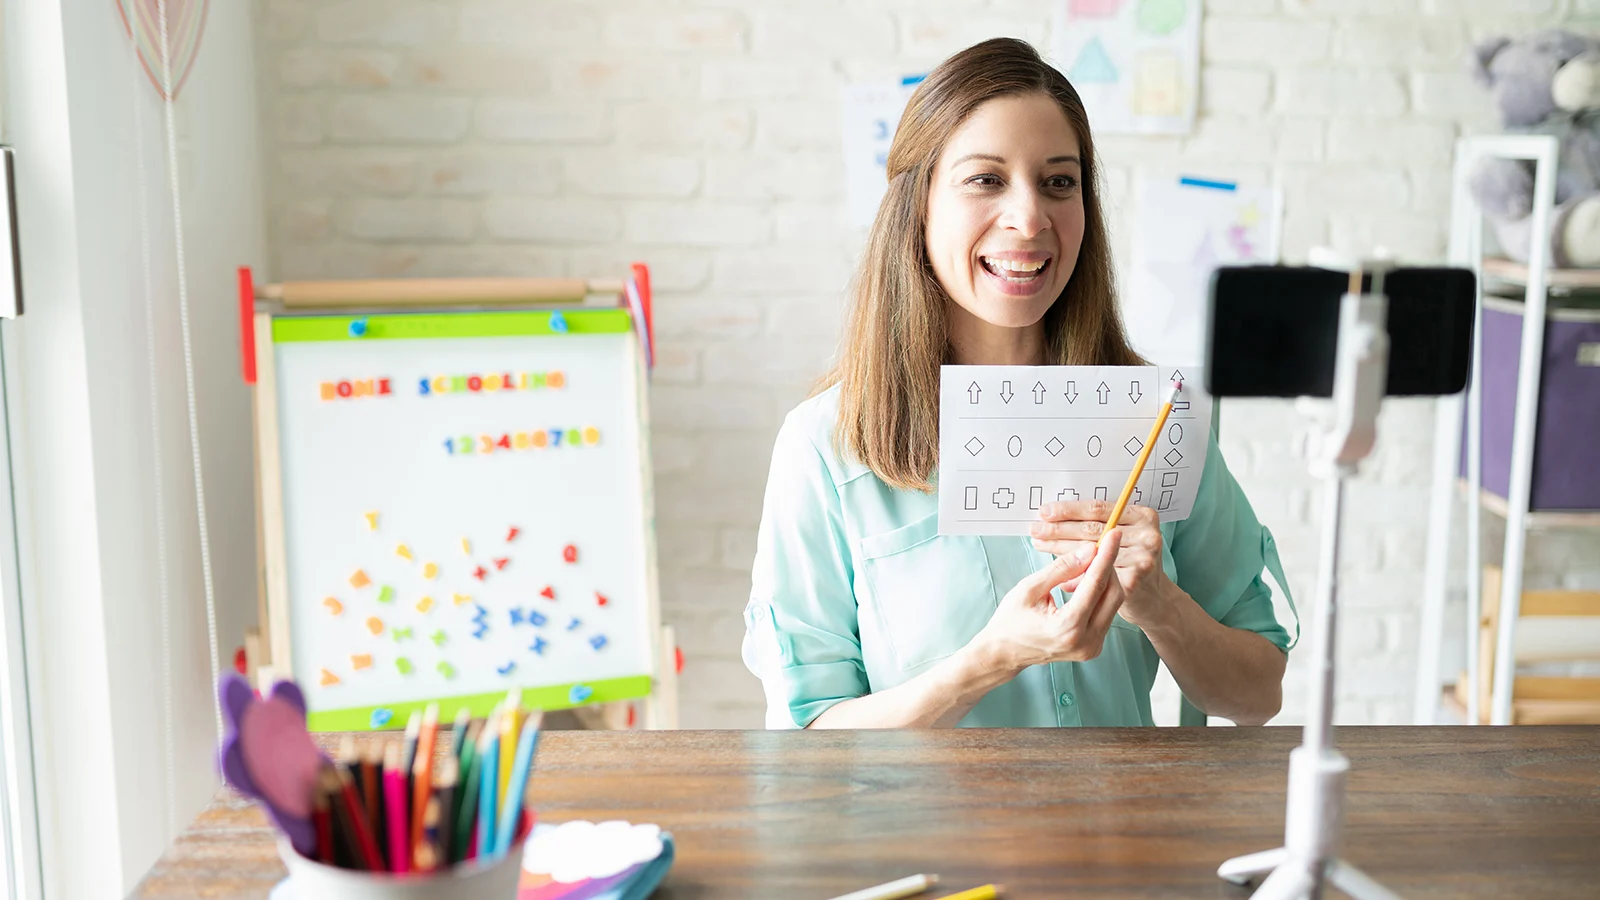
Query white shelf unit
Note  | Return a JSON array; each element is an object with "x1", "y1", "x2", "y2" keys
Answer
[{"x1": 1417, "y1": 134, "x2": 1600, "y2": 726}]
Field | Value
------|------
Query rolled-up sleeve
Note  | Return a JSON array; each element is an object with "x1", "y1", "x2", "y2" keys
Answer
[
  {"x1": 1170, "y1": 434, "x2": 1296, "y2": 653},
  {"x1": 741, "y1": 416, "x2": 869, "y2": 728}
]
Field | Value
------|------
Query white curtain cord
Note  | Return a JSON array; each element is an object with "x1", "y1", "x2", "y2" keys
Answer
[
  {"x1": 154, "y1": 0, "x2": 225, "y2": 753},
  {"x1": 124, "y1": 2, "x2": 178, "y2": 837}
]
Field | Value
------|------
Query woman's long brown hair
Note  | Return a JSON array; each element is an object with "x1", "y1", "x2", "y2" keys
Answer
[{"x1": 821, "y1": 37, "x2": 1142, "y2": 492}]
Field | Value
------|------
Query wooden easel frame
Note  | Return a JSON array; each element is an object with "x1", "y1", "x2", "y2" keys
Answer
[{"x1": 238, "y1": 267, "x2": 678, "y2": 729}]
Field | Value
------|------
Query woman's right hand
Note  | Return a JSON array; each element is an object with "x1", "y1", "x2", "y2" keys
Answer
[{"x1": 972, "y1": 529, "x2": 1127, "y2": 674}]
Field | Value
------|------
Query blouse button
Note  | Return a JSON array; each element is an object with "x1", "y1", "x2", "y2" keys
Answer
[{"x1": 1059, "y1": 692, "x2": 1076, "y2": 708}]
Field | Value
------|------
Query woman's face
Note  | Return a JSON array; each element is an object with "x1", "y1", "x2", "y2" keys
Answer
[{"x1": 925, "y1": 92, "x2": 1085, "y2": 332}]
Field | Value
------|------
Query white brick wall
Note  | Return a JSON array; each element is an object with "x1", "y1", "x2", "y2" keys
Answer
[{"x1": 257, "y1": 0, "x2": 1600, "y2": 729}]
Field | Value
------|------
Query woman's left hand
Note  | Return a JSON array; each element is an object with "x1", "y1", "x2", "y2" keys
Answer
[{"x1": 1029, "y1": 500, "x2": 1176, "y2": 628}]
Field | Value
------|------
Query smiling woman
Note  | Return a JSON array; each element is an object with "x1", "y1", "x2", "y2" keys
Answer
[
  {"x1": 928, "y1": 95, "x2": 1087, "y2": 334},
  {"x1": 741, "y1": 38, "x2": 1293, "y2": 731}
]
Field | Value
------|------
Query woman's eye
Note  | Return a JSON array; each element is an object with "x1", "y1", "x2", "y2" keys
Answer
[
  {"x1": 965, "y1": 174, "x2": 1002, "y2": 187},
  {"x1": 1046, "y1": 175, "x2": 1078, "y2": 191}
]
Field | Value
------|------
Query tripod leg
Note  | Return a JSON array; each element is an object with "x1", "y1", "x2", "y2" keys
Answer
[
  {"x1": 1217, "y1": 847, "x2": 1289, "y2": 884},
  {"x1": 1248, "y1": 860, "x2": 1318, "y2": 900},
  {"x1": 1327, "y1": 860, "x2": 1404, "y2": 900}
]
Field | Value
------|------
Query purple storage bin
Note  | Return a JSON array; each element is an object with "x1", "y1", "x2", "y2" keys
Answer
[{"x1": 1459, "y1": 296, "x2": 1600, "y2": 511}]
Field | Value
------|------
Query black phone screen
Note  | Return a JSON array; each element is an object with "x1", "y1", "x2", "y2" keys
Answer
[{"x1": 1204, "y1": 266, "x2": 1475, "y2": 398}]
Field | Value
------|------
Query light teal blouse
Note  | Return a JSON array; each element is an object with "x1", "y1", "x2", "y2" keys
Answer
[{"x1": 741, "y1": 384, "x2": 1296, "y2": 729}]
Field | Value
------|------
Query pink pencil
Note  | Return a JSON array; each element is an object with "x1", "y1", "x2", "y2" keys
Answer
[{"x1": 383, "y1": 742, "x2": 410, "y2": 874}]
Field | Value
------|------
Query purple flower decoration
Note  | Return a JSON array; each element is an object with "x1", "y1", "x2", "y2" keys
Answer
[{"x1": 217, "y1": 674, "x2": 326, "y2": 857}]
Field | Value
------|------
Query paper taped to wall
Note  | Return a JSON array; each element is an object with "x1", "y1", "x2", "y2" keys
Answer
[{"x1": 938, "y1": 364, "x2": 1212, "y2": 536}]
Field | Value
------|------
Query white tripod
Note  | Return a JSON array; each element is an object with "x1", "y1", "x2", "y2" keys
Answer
[{"x1": 1215, "y1": 263, "x2": 1403, "y2": 900}]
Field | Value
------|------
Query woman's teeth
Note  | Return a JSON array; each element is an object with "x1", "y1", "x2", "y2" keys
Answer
[{"x1": 981, "y1": 257, "x2": 1048, "y2": 281}]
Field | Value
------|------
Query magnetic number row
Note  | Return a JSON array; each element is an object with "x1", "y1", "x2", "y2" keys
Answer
[{"x1": 444, "y1": 428, "x2": 601, "y2": 455}]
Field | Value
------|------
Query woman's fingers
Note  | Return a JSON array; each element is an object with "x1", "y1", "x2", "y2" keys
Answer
[
  {"x1": 1067, "y1": 528, "x2": 1122, "y2": 620},
  {"x1": 1031, "y1": 536, "x2": 1095, "y2": 558},
  {"x1": 1087, "y1": 555, "x2": 1130, "y2": 635},
  {"x1": 1034, "y1": 499, "x2": 1159, "y2": 539},
  {"x1": 1012, "y1": 542, "x2": 1095, "y2": 605},
  {"x1": 1030, "y1": 522, "x2": 1103, "y2": 545}
]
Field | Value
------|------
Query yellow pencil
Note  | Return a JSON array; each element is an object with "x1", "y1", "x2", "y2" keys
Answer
[
  {"x1": 498, "y1": 688, "x2": 523, "y2": 808},
  {"x1": 934, "y1": 886, "x2": 1002, "y2": 900},
  {"x1": 1102, "y1": 378, "x2": 1182, "y2": 542}
]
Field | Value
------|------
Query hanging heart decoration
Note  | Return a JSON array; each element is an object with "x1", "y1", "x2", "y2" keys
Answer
[{"x1": 116, "y1": 0, "x2": 210, "y2": 101}]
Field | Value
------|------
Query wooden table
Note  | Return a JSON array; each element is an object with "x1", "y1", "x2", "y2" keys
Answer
[{"x1": 134, "y1": 727, "x2": 1600, "y2": 899}]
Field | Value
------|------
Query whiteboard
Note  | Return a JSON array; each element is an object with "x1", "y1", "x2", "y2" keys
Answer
[{"x1": 264, "y1": 309, "x2": 657, "y2": 730}]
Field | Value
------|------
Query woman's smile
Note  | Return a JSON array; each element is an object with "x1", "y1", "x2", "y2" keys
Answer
[{"x1": 978, "y1": 251, "x2": 1054, "y2": 296}]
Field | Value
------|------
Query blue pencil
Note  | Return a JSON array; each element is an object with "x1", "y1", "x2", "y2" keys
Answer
[
  {"x1": 475, "y1": 711, "x2": 501, "y2": 859},
  {"x1": 494, "y1": 711, "x2": 543, "y2": 857}
]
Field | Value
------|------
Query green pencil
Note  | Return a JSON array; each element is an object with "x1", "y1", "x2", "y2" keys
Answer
[
  {"x1": 452, "y1": 719, "x2": 484, "y2": 863},
  {"x1": 449, "y1": 706, "x2": 471, "y2": 763}
]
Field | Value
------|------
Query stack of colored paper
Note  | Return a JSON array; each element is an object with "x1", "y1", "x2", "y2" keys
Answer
[{"x1": 517, "y1": 820, "x2": 675, "y2": 900}]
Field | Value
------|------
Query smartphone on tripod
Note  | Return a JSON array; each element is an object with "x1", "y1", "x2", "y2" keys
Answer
[{"x1": 1205, "y1": 265, "x2": 1476, "y2": 400}]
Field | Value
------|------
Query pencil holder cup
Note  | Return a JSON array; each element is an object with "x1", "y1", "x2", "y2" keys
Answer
[{"x1": 277, "y1": 818, "x2": 532, "y2": 900}]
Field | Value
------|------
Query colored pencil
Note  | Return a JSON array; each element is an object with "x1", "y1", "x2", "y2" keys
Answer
[
  {"x1": 452, "y1": 720, "x2": 484, "y2": 864},
  {"x1": 362, "y1": 741, "x2": 386, "y2": 867},
  {"x1": 494, "y1": 710, "x2": 542, "y2": 858},
  {"x1": 476, "y1": 710, "x2": 502, "y2": 858},
  {"x1": 825, "y1": 874, "x2": 940, "y2": 900},
  {"x1": 449, "y1": 705, "x2": 471, "y2": 762},
  {"x1": 399, "y1": 710, "x2": 421, "y2": 862},
  {"x1": 333, "y1": 761, "x2": 385, "y2": 871},
  {"x1": 400, "y1": 709, "x2": 422, "y2": 777},
  {"x1": 411, "y1": 703, "x2": 440, "y2": 857},
  {"x1": 933, "y1": 885, "x2": 1002, "y2": 900},
  {"x1": 415, "y1": 796, "x2": 441, "y2": 872},
  {"x1": 383, "y1": 742, "x2": 410, "y2": 874},
  {"x1": 1102, "y1": 379, "x2": 1183, "y2": 541},
  {"x1": 498, "y1": 689, "x2": 523, "y2": 812},
  {"x1": 335, "y1": 735, "x2": 376, "y2": 860},
  {"x1": 435, "y1": 756, "x2": 459, "y2": 866},
  {"x1": 317, "y1": 767, "x2": 355, "y2": 869},
  {"x1": 415, "y1": 838, "x2": 438, "y2": 873},
  {"x1": 311, "y1": 777, "x2": 333, "y2": 864},
  {"x1": 338, "y1": 736, "x2": 360, "y2": 796}
]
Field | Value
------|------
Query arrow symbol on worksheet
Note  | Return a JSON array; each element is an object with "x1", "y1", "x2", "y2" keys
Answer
[
  {"x1": 1000, "y1": 380, "x2": 1014, "y2": 404},
  {"x1": 1032, "y1": 381, "x2": 1046, "y2": 404},
  {"x1": 1064, "y1": 381, "x2": 1078, "y2": 404},
  {"x1": 1129, "y1": 381, "x2": 1143, "y2": 404},
  {"x1": 968, "y1": 381, "x2": 981, "y2": 403},
  {"x1": 1097, "y1": 381, "x2": 1110, "y2": 404}
]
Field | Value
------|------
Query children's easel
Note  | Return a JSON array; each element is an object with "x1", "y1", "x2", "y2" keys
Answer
[{"x1": 237, "y1": 266, "x2": 679, "y2": 731}]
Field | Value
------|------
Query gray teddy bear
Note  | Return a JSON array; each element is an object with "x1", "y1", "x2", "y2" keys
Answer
[{"x1": 1470, "y1": 29, "x2": 1600, "y2": 268}]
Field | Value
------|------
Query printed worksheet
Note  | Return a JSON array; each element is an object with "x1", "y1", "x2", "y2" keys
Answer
[
  {"x1": 1050, "y1": 0, "x2": 1203, "y2": 135},
  {"x1": 839, "y1": 77, "x2": 921, "y2": 227},
  {"x1": 938, "y1": 365, "x2": 1212, "y2": 536}
]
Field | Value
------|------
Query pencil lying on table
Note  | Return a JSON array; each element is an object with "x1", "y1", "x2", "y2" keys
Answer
[
  {"x1": 826, "y1": 873, "x2": 940, "y2": 900},
  {"x1": 1102, "y1": 378, "x2": 1183, "y2": 541}
]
